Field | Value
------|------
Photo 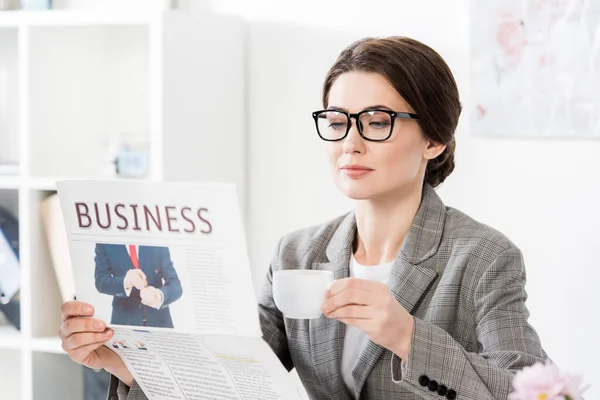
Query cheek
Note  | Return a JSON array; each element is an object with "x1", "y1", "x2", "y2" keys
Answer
[
  {"x1": 378, "y1": 139, "x2": 424, "y2": 178},
  {"x1": 325, "y1": 143, "x2": 342, "y2": 167}
]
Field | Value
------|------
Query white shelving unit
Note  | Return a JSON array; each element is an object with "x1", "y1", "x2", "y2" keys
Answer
[
  {"x1": 0, "y1": 9, "x2": 246, "y2": 400},
  {"x1": 0, "y1": 324, "x2": 21, "y2": 349}
]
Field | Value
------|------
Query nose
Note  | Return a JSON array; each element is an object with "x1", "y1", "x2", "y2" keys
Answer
[{"x1": 342, "y1": 119, "x2": 365, "y2": 154}]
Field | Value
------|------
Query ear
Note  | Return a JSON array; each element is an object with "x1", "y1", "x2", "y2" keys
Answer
[{"x1": 423, "y1": 140, "x2": 446, "y2": 161}]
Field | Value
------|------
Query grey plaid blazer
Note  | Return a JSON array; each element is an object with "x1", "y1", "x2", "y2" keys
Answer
[{"x1": 108, "y1": 184, "x2": 548, "y2": 400}]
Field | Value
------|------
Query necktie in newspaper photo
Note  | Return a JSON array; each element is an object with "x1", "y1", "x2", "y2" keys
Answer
[
  {"x1": 128, "y1": 245, "x2": 146, "y2": 326},
  {"x1": 129, "y1": 244, "x2": 139, "y2": 269}
]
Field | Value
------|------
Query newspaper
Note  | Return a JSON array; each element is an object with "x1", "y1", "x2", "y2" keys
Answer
[{"x1": 56, "y1": 180, "x2": 301, "y2": 400}]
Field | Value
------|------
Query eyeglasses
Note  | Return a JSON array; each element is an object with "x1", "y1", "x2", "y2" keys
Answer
[{"x1": 312, "y1": 109, "x2": 419, "y2": 142}]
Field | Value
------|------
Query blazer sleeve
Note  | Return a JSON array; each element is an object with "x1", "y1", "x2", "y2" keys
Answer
[
  {"x1": 106, "y1": 375, "x2": 148, "y2": 400},
  {"x1": 94, "y1": 244, "x2": 127, "y2": 298},
  {"x1": 257, "y1": 238, "x2": 294, "y2": 371},
  {"x1": 390, "y1": 245, "x2": 547, "y2": 399},
  {"x1": 157, "y1": 247, "x2": 182, "y2": 308}
]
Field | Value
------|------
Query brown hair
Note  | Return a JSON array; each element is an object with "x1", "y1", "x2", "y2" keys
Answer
[{"x1": 322, "y1": 37, "x2": 462, "y2": 188}]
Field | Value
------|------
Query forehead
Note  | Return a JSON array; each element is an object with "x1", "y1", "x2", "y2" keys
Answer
[{"x1": 327, "y1": 71, "x2": 413, "y2": 112}]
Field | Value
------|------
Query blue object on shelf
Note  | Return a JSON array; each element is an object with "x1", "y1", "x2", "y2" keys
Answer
[
  {"x1": 0, "y1": 300, "x2": 19, "y2": 330},
  {"x1": 0, "y1": 204, "x2": 19, "y2": 330},
  {"x1": 21, "y1": 0, "x2": 51, "y2": 10},
  {"x1": 116, "y1": 146, "x2": 150, "y2": 178}
]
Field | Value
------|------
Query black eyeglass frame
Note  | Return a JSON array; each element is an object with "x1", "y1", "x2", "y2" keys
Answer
[{"x1": 311, "y1": 109, "x2": 420, "y2": 142}]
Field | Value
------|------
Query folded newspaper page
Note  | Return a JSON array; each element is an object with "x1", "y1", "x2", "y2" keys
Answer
[{"x1": 57, "y1": 180, "x2": 301, "y2": 400}]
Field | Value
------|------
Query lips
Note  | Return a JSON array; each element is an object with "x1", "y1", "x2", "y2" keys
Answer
[{"x1": 340, "y1": 164, "x2": 374, "y2": 178}]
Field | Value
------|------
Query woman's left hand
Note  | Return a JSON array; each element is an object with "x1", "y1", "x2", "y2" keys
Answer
[{"x1": 321, "y1": 278, "x2": 414, "y2": 360}]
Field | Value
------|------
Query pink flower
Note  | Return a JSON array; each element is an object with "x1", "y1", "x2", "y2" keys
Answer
[
  {"x1": 563, "y1": 374, "x2": 590, "y2": 400},
  {"x1": 508, "y1": 361, "x2": 588, "y2": 400}
]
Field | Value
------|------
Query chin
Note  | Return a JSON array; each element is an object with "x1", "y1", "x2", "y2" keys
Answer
[
  {"x1": 335, "y1": 176, "x2": 418, "y2": 201},
  {"x1": 336, "y1": 181, "x2": 377, "y2": 200}
]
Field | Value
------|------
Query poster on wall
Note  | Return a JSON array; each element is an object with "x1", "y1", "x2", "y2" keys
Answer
[{"x1": 470, "y1": 0, "x2": 600, "y2": 138}]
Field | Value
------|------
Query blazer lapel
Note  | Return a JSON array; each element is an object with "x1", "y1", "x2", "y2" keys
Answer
[
  {"x1": 309, "y1": 213, "x2": 355, "y2": 400},
  {"x1": 352, "y1": 184, "x2": 445, "y2": 398},
  {"x1": 137, "y1": 245, "x2": 147, "y2": 271},
  {"x1": 116, "y1": 244, "x2": 134, "y2": 272}
]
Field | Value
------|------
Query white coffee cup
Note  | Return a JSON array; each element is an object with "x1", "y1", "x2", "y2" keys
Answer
[{"x1": 272, "y1": 270, "x2": 334, "y2": 319}]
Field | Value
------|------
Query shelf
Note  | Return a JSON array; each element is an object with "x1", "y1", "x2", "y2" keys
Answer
[
  {"x1": 0, "y1": 10, "x2": 161, "y2": 27},
  {"x1": 0, "y1": 331, "x2": 66, "y2": 353},
  {"x1": 0, "y1": 325, "x2": 22, "y2": 349},
  {"x1": 0, "y1": 175, "x2": 21, "y2": 189},
  {"x1": 0, "y1": 348, "x2": 21, "y2": 400},
  {"x1": 0, "y1": 176, "x2": 159, "y2": 191},
  {"x1": 31, "y1": 337, "x2": 63, "y2": 354},
  {"x1": 27, "y1": 177, "x2": 59, "y2": 190},
  {"x1": 33, "y1": 351, "x2": 83, "y2": 400},
  {"x1": 0, "y1": 177, "x2": 67, "y2": 190},
  {"x1": 0, "y1": 10, "x2": 248, "y2": 400}
]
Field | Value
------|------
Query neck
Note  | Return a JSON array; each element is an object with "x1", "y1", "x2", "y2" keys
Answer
[{"x1": 354, "y1": 182, "x2": 423, "y2": 266}]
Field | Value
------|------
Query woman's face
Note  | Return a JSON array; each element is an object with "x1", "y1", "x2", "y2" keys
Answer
[{"x1": 324, "y1": 71, "x2": 444, "y2": 201}]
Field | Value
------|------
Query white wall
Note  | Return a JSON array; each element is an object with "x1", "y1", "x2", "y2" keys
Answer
[{"x1": 236, "y1": 0, "x2": 599, "y2": 398}]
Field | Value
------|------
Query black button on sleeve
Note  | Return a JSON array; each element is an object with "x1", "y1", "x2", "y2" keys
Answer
[
  {"x1": 437, "y1": 384, "x2": 447, "y2": 396},
  {"x1": 428, "y1": 380, "x2": 438, "y2": 392},
  {"x1": 418, "y1": 375, "x2": 430, "y2": 387},
  {"x1": 446, "y1": 389, "x2": 457, "y2": 399}
]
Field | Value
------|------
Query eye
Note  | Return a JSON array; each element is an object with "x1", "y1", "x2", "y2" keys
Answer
[
  {"x1": 329, "y1": 122, "x2": 347, "y2": 130},
  {"x1": 320, "y1": 112, "x2": 347, "y2": 131},
  {"x1": 369, "y1": 120, "x2": 391, "y2": 130}
]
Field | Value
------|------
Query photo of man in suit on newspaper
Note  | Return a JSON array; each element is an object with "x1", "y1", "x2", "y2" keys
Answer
[{"x1": 94, "y1": 244, "x2": 183, "y2": 328}]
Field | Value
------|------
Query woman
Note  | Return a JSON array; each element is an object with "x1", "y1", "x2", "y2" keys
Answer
[{"x1": 58, "y1": 37, "x2": 547, "y2": 400}]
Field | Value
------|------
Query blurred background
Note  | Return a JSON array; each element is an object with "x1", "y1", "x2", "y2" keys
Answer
[{"x1": 0, "y1": 0, "x2": 598, "y2": 399}]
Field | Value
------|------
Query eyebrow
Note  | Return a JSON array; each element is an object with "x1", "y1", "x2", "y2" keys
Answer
[{"x1": 327, "y1": 104, "x2": 394, "y2": 113}]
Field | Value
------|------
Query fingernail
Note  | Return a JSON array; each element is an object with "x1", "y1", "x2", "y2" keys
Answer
[
  {"x1": 83, "y1": 306, "x2": 92, "y2": 314},
  {"x1": 104, "y1": 329, "x2": 113, "y2": 336},
  {"x1": 95, "y1": 321, "x2": 105, "y2": 329}
]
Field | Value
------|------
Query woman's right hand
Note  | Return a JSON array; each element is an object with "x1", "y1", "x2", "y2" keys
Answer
[{"x1": 59, "y1": 301, "x2": 134, "y2": 386}]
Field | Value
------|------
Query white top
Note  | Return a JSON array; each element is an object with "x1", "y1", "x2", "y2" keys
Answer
[{"x1": 341, "y1": 255, "x2": 394, "y2": 393}]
